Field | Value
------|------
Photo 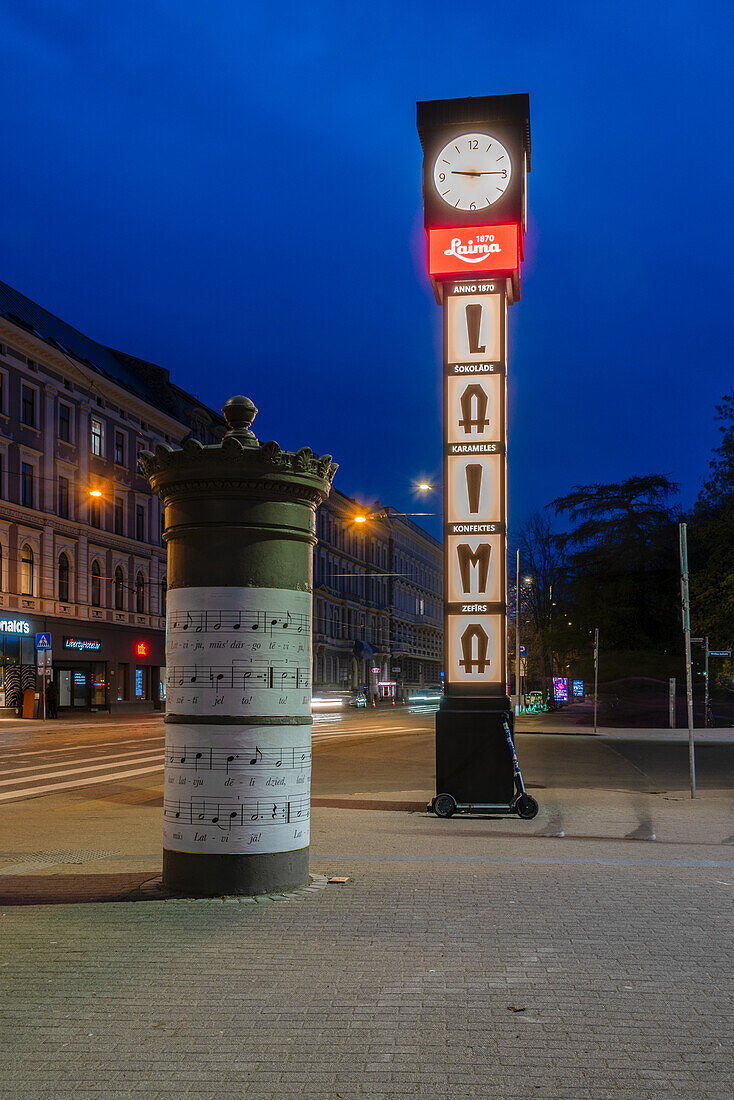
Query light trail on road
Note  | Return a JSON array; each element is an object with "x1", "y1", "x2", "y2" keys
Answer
[{"x1": 0, "y1": 711, "x2": 435, "y2": 803}]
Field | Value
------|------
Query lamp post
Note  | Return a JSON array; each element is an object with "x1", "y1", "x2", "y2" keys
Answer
[{"x1": 679, "y1": 523, "x2": 696, "y2": 799}]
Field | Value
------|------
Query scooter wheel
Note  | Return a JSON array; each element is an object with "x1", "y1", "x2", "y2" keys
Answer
[
  {"x1": 433, "y1": 793, "x2": 457, "y2": 818},
  {"x1": 516, "y1": 794, "x2": 539, "y2": 820}
]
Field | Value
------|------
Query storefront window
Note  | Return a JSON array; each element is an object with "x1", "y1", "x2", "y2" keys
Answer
[
  {"x1": 91, "y1": 663, "x2": 106, "y2": 707},
  {"x1": 116, "y1": 662, "x2": 129, "y2": 701}
]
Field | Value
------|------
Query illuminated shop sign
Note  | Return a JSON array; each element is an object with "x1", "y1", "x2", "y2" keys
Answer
[
  {"x1": 572, "y1": 679, "x2": 584, "y2": 698},
  {"x1": 135, "y1": 641, "x2": 150, "y2": 657},
  {"x1": 553, "y1": 677, "x2": 569, "y2": 703},
  {"x1": 428, "y1": 224, "x2": 520, "y2": 278},
  {"x1": 63, "y1": 637, "x2": 102, "y2": 652},
  {"x1": 0, "y1": 619, "x2": 31, "y2": 635}
]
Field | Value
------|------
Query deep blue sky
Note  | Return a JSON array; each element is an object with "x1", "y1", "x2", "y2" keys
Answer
[{"x1": 2, "y1": 1, "x2": 732, "y2": 537}]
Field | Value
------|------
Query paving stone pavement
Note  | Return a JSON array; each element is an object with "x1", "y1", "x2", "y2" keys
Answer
[{"x1": 1, "y1": 845, "x2": 733, "y2": 1099}]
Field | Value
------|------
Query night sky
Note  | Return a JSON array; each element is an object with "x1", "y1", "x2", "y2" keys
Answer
[{"x1": 2, "y1": 1, "x2": 732, "y2": 538}]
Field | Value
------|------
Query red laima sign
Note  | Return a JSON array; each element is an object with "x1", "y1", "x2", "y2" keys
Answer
[{"x1": 428, "y1": 224, "x2": 520, "y2": 277}]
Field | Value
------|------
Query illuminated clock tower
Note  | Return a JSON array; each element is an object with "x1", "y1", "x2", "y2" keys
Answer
[{"x1": 416, "y1": 93, "x2": 531, "y2": 808}]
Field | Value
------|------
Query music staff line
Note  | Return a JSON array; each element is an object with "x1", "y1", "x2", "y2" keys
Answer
[
  {"x1": 166, "y1": 662, "x2": 311, "y2": 691},
  {"x1": 169, "y1": 609, "x2": 307, "y2": 636},
  {"x1": 168, "y1": 744, "x2": 311, "y2": 773},
  {"x1": 164, "y1": 796, "x2": 310, "y2": 830}
]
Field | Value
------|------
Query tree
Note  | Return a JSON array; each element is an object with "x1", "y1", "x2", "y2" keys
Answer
[
  {"x1": 510, "y1": 511, "x2": 567, "y2": 679},
  {"x1": 550, "y1": 475, "x2": 681, "y2": 650}
]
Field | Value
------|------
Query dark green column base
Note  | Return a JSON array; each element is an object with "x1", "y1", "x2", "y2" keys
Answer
[{"x1": 162, "y1": 847, "x2": 309, "y2": 897}]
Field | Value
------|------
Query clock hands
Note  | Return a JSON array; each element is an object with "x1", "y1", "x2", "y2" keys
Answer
[{"x1": 451, "y1": 170, "x2": 507, "y2": 177}]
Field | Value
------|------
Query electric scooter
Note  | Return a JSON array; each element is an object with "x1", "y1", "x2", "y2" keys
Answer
[{"x1": 430, "y1": 717, "x2": 539, "y2": 819}]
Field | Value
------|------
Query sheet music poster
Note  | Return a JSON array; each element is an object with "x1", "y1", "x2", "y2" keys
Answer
[{"x1": 164, "y1": 586, "x2": 312, "y2": 856}]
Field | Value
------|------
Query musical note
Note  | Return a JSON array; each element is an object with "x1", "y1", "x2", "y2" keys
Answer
[
  {"x1": 167, "y1": 744, "x2": 310, "y2": 773},
  {"x1": 164, "y1": 796, "x2": 310, "y2": 833}
]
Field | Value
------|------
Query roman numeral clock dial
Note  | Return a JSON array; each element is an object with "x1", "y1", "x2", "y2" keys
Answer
[{"x1": 432, "y1": 132, "x2": 513, "y2": 211}]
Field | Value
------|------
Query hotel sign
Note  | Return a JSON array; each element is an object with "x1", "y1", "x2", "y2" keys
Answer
[{"x1": 63, "y1": 636, "x2": 102, "y2": 652}]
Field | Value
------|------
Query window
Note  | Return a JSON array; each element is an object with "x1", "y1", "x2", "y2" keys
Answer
[
  {"x1": 58, "y1": 553, "x2": 70, "y2": 602},
  {"x1": 0, "y1": 452, "x2": 3, "y2": 499},
  {"x1": 90, "y1": 496, "x2": 101, "y2": 528},
  {"x1": 58, "y1": 402, "x2": 71, "y2": 442},
  {"x1": 135, "y1": 571, "x2": 145, "y2": 614},
  {"x1": 114, "y1": 430, "x2": 125, "y2": 466},
  {"x1": 136, "y1": 503, "x2": 146, "y2": 542},
  {"x1": 136, "y1": 440, "x2": 146, "y2": 473},
  {"x1": 0, "y1": 371, "x2": 6, "y2": 414},
  {"x1": 90, "y1": 560, "x2": 101, "y2": 607},
  {"x1": 58, "y1": 476, "x2": 70, "y2": 518},
  {"x1": 114, "y1": 566, "x2": 125, "y2": 611},
  {"x1": 21, "y1": 463, "x2": 33, "y2": 507},
  {"x1": 160, "y1": 577, "x2": 167, "y2": 617},
  {"x1": 20, "y1": 544, "x2": 34, "y2": 596},
  {"x1": 21, "y1": 385, "x2": 36, "y2": 427},
  {"x1": 91, "y1": 417, "x2": 105, "y2": 457},
  {"x1": 114, "y1": 497, "x2": 124, "y2": 536}
]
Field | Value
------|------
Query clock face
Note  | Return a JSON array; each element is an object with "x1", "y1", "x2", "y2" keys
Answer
[{"x1": 432, "y1": 132, "x2": 513, "y2": 212}]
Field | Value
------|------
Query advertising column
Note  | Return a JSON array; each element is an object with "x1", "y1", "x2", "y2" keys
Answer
[{"x1": 141, "y1": 395, "x2": 336, "y2": 897}]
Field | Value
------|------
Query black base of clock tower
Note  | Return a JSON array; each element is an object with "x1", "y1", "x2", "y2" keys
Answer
[{"x1": 435, "y1": 696, "x2": 515, "y2": 804}]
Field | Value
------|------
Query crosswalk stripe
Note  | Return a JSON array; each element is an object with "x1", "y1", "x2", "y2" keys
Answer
[
  {"x1": 0, "y1": 764, "x2": 164, "y2": 803},
  {"x1": 0, "y1": 734, "x2": 165, "y2": 760},
  {"x1": 0, "y1": 752, "x2": 164, "y2": 788},
  {"x1": 0, "y1": 745, "x2": 166, "y2": 778}
]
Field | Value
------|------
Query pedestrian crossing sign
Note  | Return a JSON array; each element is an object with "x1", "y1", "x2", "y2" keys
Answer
[{"x1": 35, "y1": 632, "x2": 52, "y2": 649}]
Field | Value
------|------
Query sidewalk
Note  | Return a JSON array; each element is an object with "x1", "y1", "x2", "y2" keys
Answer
[
  {"x1": 2, "y1": 784, "x2": 734, "y2": 1098},
  {"x1": 1, "y1": 714, "x2": 733, "y2": 1099}
]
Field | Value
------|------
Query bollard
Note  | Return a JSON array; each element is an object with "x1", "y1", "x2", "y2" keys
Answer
[{"x1": 140, "y1": 396, "x2": 336, "y2": 896}]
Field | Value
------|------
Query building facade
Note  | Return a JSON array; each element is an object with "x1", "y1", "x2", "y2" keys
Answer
[
  {"x1": 313, "y1": 489, "x2": 443, "y2": 697},
  {"x1": 0, "y1": 278, "x2": 444, "y2": 715},
  {"x1": 0, "y1": 279, "x2": 225, "y2": 714}
]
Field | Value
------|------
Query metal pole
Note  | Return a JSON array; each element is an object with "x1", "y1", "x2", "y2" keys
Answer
[
  {"x1": 679, "y1": 522, "x2": 696, "y2": 798},
  {"x1": 515, "y1": 549, "x2": 521, "y2": 715},
  {"x1": 704, "y1": 636, "x2": 710, "y2": 728},
  {"x1": 593, "y1": 628, "x2": 599, "y2": 734},
  {"x1": 40, "y1": 653, "x2": 46, "y2": 722}
]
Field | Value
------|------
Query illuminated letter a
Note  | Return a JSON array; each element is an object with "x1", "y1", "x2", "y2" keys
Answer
[
  {"x1": 458, "y1": 384, "x2": 490, "y2": 434},
  {"x1": 458, "y1": 624, "x2": 490, "y2": 674}
]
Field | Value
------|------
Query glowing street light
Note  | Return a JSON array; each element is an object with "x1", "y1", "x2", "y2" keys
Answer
[{"x1": 89, "y1": 489, "x2": 102, "y2": 498}]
